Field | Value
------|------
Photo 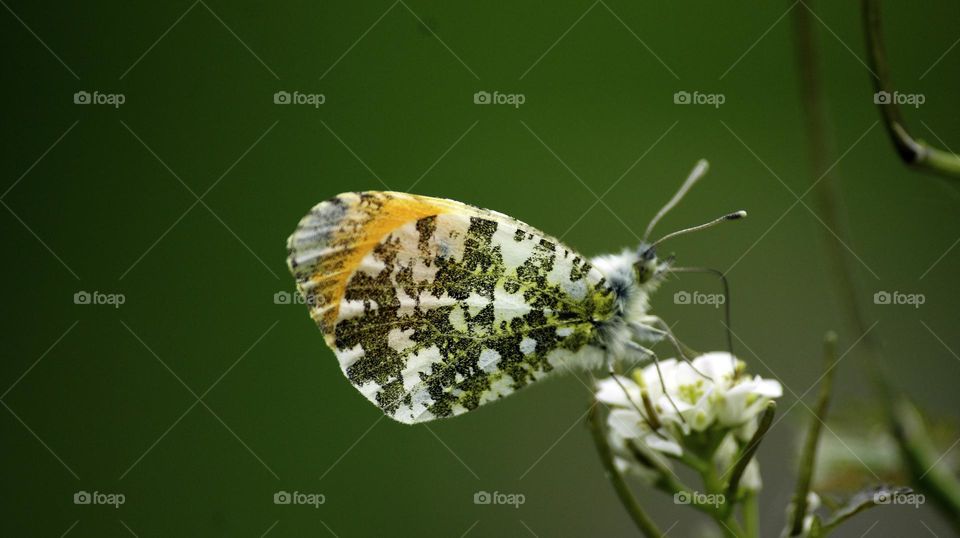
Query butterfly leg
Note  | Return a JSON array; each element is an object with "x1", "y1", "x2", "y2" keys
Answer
[
  {"x1": 624, "y1": 341, "x2": 687, "y2": 425},
  {"x1": 604, "y1": 352, "x2": 664, "y2": 433},
  {"x1": 630, "y1": 317, "x2": 709, "y2": 379}
]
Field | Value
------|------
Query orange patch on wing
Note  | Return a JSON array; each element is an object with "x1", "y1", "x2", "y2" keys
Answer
[{"x1": 313, "y1": 194, "x2": 449, "y2": 337}]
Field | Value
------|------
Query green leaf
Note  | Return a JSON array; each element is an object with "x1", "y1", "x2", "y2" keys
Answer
[{"x1": 821, "y1": 485, "x2": 913, "y2": 534}]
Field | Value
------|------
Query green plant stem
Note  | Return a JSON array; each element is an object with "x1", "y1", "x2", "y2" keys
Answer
[
  {"x1": 702, "y1": 463, "x2": 746, "y2": 538},
  {"x1": 862, "y1": 0, "x2": 960, "y2": 179},
  {"x1": 891, "y1": 399, "x2": 960, "y2": 532},
  {"x1": 725, "y1": 402, "x2": 776, "y2": 506},
  {"x1": 588, "y1": 404, "x2": 663, "y2": 537},
  {"x1": 788, "y1": 332, "x2": 839, "y2": 536},
  {"x1": 793, "y1": 1, "x2": 960, "y2": 533},
  {"x1": 743, "y1": 494, "x2": 760, "y2": 538}
]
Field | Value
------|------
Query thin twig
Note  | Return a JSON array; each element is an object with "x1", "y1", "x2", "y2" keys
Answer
[
  {"x1": 862, "y1": 0, "x2": 960, "y2": 179},
  {"x1": 788, "y1": 332, "x2": 838, "y2": 536},
  {"x1": 588, "y1": 404, "x2": 663, "y2": 537}
]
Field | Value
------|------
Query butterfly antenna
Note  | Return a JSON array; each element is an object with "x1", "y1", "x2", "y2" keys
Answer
[
  {"x1": 647, "y1": 210, "x2": 747, "y2": 252},
  {"x1": 643, "y1": 159, "x2": 710, "y2": 242}
]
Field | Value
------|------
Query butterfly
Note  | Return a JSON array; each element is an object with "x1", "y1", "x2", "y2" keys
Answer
[{"x1": 286, "y1": 160, "x2": 744, "y2": 424}]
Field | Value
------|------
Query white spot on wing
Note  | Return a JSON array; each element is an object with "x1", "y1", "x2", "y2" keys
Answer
[
  {"x1": 402, "y1": 345, "x2": 442, "y2": 391},
  {"x1": 448, "y1": 304, "x2": 467, "y2": 331},
  {"x1": 495, "y1": 225, "x2": 535, "y2": 267},
  {"x1": 493, "y1": 282, "x2": 531, "y2": 325},
  {"x1": 480, "y1": 373, "x2": 517, "y2": 404},
  {"x1": 434, "y1": 214, "x2": 468, "y2": 261},
  {"x1": 465, "y1": 292, "x2": 491, "y2": 316},
  {"x1": 478, "y1": 348, "x2": 501, "y2": 373},
  {"x1": 387, "y1": 328, "x2": 416, "y2": 351},
  {"x1": 336, "y1": 344, "x2": 365, "y2": 369},
  {"x1": 356, "y1": 380, "x2": 381, "y2": 402},
  {"x1": 338, "y1": 299, "x2": 375, "y2": 321},
  {"x1": 520, "y1": 337, "x2": 537, "y2": 355},
  {"x1": 356, "y1": 255, "x2": 386, "y2": 277}
]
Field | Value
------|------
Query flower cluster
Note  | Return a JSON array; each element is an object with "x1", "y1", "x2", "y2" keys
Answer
[{"x1": 596, "y1": 352, "x2": 783, "y2": 489}]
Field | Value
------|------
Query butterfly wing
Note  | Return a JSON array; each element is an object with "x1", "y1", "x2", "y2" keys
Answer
[{"x1": 288, "y1": 192, "x2": 618, "y2": 423}]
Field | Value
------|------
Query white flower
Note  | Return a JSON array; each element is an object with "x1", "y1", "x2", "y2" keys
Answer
[{"x1": 596, "y1": 352, "x2": 782, "y2": 460}]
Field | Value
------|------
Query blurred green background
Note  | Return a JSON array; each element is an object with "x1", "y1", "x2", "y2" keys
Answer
[{"x1": 2, "y1": 1, "x2": 958, "y2": 536}]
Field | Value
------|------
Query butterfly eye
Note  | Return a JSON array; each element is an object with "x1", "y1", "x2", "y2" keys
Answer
[{"x1": 634, "y1": 255, "x2": 659, "y2": 284}]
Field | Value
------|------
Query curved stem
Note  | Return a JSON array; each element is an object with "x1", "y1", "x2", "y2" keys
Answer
[
  {"x1": 788, "y1": 333, "x2": 838, "y2": 536},
  {"x1": 794, "y1": 1, "x2": 960, "y2": 533},
  {"x1": 725, "y1": 402, "x2": 776, "y2": 505},
  {"x1": 862, "y1": 0, "x2": 960, "y2": 179},
  {"x1": 588, "y1": 404, "x2": 663, "y2": 537}
]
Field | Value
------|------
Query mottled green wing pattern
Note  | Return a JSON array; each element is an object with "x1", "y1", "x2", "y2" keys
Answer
[{"x1": 288, "y1": 192, "x2": 618, "y2": 423}]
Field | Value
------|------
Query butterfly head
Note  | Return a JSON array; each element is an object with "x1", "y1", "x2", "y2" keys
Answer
[{"x1": 635, "y1": 243, "x2": 667, "y2": 287}]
